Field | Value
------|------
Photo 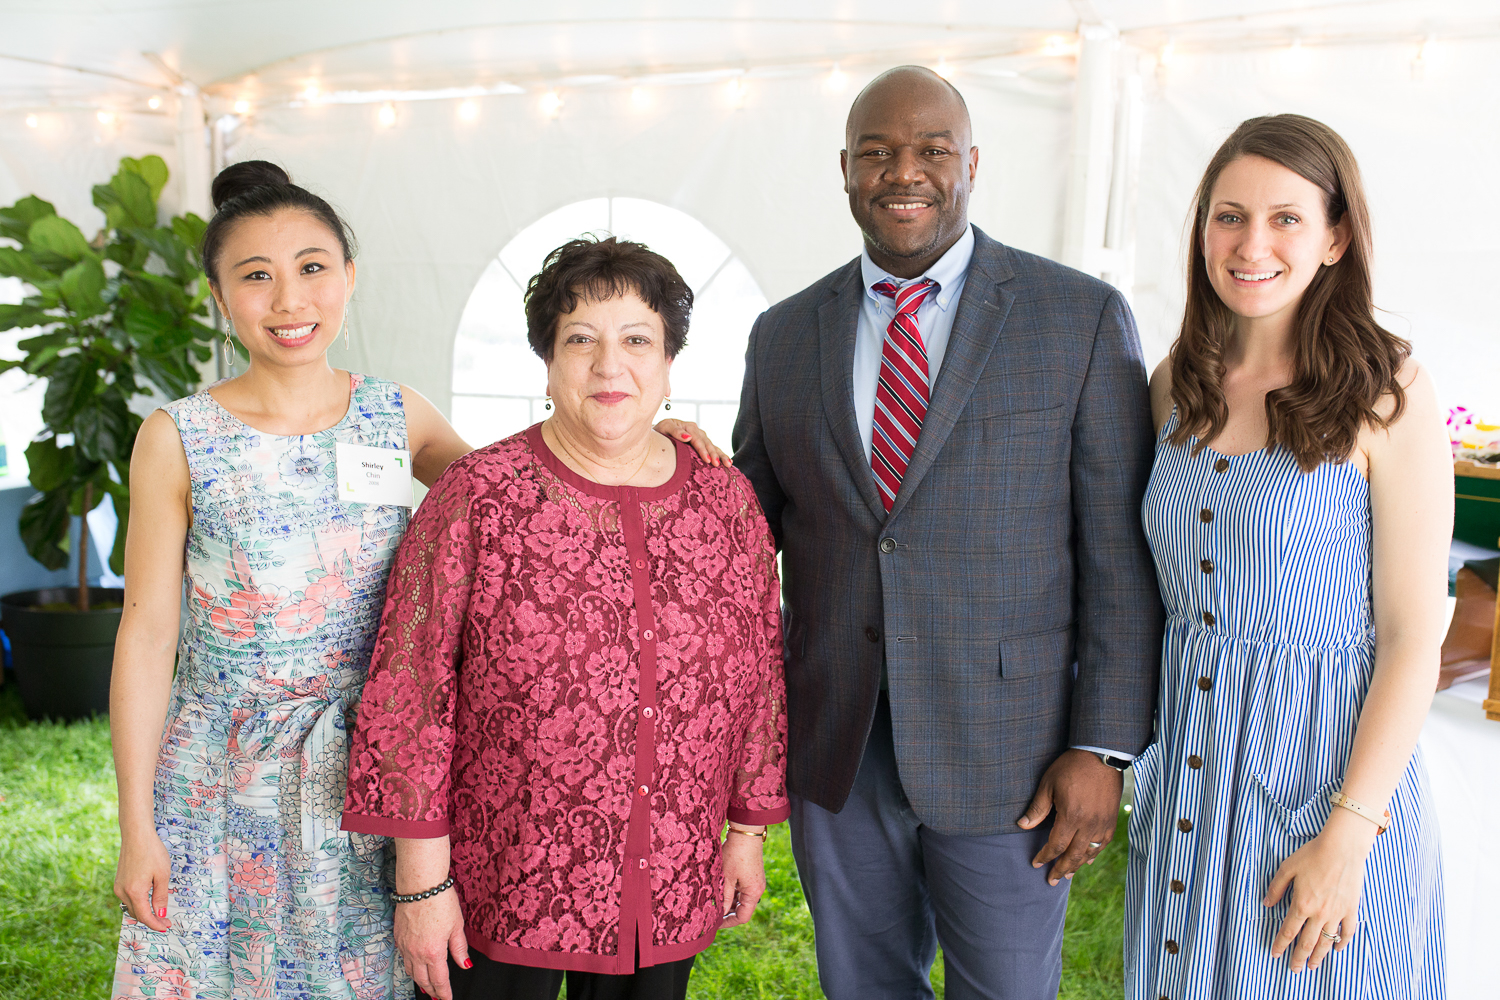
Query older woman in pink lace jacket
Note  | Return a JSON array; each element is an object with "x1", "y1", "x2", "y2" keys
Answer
[{"x1": 342, "y1": 236, "x2": 787, "y2": 1000}]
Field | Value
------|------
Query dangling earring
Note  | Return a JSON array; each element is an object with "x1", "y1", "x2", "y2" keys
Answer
[
  {"x1": 224, "y1": 329, "x2": 235, "y2": 372},
  {"x1": 342, "y1": 318, "x2": 350, "y2": 350},
  {"x1": 543, "y1": 395, "x2": 553, "y2": 411},
  {"x1": 664, "y1": 397, "x2": 673, "y2": 411}
]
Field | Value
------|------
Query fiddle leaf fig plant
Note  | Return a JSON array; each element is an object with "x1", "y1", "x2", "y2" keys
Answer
[{"x1": 0, "y1": 154, "x2": 219, "y2": 610}]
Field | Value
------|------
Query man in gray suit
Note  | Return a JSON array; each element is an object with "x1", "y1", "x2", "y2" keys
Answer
[{"x1": 731, "y1": 67, "x2": 1162, "y2": 998}]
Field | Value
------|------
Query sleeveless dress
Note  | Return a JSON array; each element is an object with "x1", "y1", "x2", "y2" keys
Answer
[
  {"x1": 113, "y1": 374, "x2": 413, "y2": 1000},
  {"x1": 1126, "y1": 411, "x2": 1444, "y2": 1000}
]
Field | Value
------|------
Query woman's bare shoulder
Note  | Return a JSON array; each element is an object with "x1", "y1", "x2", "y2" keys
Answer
[{"x1": 1148, "y1": 356, "x2": 1174, "y2": 434}]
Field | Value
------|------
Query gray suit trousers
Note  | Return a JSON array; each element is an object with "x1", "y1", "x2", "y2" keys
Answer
[{"x1": 789, "y1": 694, "x2": 1070, "y2": 1000}]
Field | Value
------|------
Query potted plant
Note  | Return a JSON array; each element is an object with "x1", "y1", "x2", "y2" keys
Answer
[{"x1": 0, "y1": 154, "x2": 218, "y2": 719}]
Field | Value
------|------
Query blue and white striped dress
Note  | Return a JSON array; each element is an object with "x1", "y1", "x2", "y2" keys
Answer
[{"x1": 1126, "y1": 411, "x2": 1443, "y2": 999}]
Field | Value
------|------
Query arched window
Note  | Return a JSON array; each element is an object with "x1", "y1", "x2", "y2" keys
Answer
[{"x1": 450, "y1": 198, "x2": 768, "y2": 450}]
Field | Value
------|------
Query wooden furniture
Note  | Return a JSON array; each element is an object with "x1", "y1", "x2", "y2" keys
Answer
[
  {"x1": 1440, "y1": 564, "x2": 1497, "y2": 690},
  {"x1": 1455, "y1": 459, "x2": 1500, "y2": 547}
]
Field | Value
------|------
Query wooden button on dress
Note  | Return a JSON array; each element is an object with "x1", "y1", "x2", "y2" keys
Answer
[
  {"x1": 1188, "y1": 755, "x2": 1203, "y2": 769},
  {"x1": 1171, "y1": 879, "x2": 1185, "y2": 893},
  {"x1": 1200, "y1": 509, "x2": 1213, "y2": 523},
  {"x1": 1198, "y1": 676, "x2": 1213, "y2": 691},
  {"x1": 1214, "y1": 458, "x2": 1229, "y2": 472},
  {"x1": 1178, "y1": 818, "x2": 1193, "y2": 833}
]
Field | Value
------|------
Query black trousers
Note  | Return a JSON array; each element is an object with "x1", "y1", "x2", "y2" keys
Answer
[{"x1": 415, "y1": 949, "x2": 695, "y2": 1000}]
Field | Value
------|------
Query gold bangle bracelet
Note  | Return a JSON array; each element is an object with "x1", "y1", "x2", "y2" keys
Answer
[
  {"x1": 726, "y1": 825, "x2": 768, "y2": 841},
  {"x1": 1328, "y1": 791, "x2": 1390, "y2": 834}
]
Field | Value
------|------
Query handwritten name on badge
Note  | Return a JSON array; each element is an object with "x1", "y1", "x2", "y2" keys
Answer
[{"x1": 335, "y1": 442, "x2": 413, "y2": 507}]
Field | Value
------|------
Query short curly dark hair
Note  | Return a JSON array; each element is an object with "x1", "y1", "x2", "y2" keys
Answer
[{"x1": 524, "y1": 236, "x2": 693, "y2": 361}]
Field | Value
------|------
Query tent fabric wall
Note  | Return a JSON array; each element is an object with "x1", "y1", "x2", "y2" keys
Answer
[
  {"x1": 1131, "y1": 36, "x2": 1500, "y2": 417},
  {"x1": 223, "y1": 71, "x2": 1073, "y2": 418}
]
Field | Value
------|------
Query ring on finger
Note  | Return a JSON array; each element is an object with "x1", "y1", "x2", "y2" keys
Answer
[
  {"x1": 119, "y1": 902, "x2": 129, "y2": 914},
  {"x1": 1088, "y1": 842, "x2": 1102, "y2": 849},
  {"x1": 1320, "y1": 929, "x2": 1341, "y2": 942}
]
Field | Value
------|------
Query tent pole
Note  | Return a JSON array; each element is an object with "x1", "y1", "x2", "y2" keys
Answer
[
  {"x1": 1101, "y1": 52, "x2": 1143, "y2": 300},
  {"x1": 1060, "y1": 22, "x2": 1117, "y2": 278}
]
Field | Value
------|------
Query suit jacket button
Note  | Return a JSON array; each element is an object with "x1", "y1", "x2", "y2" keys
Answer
[
  {"x1": 879, "y1": 538, "x2": 897, "y2": 553},
  {"x1": 865, "y1": 627, "x2": 881, "y2": 643}
]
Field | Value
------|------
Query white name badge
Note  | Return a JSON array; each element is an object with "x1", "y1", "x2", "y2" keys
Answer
[{"x1": 335, "y1": 442, "x2": 414, "y2": 507}]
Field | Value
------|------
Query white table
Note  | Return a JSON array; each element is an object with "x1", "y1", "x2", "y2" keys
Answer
[{"x1": 1420, "y1": 674, "x2": 1499, "y2": 1000}]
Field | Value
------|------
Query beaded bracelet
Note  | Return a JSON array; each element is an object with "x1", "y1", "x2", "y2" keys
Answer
[{"x1": 392, "y1": 874, "x2": 455, "y2": 904}]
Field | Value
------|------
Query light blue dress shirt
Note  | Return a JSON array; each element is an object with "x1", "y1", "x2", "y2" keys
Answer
[{"x1": 853, "y1": 225, "x2": 1132, "y2": 765}]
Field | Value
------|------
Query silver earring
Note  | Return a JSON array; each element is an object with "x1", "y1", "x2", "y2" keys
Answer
[
  {"x1": 544, "y1": 395, "x2": 552, "y2": 411},
  {"x1": 664, "y1": 397, "x2": 672, "y2": 411},
  {"x1": 1326, "y1": 257, "x2": 1335, "y2": 264},
  {"x1": 343, "y1": 319, "x2": 350, "y2": 349}
]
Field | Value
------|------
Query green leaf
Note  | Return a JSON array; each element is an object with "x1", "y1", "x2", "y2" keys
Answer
[
  {"x1": 59, "y1": 258, "x2": 108, "y2": 315},
  {"x1": 124, "y1": 301, "x2": 176, "y2": 348},
  {"x1": 135, "y1": 353, "x2": 197, "y2": 400},
  {"x1": 0, "y1": 303, "x2": 54, "y2": 332},
  {"x1": 0, "y1": 246, "x2": 55, "y2": 284},
  {"x1": 172, "y1": 213, "x2": 207, "y2": 251},
  {"x1": 122, "y1": 155, "x2": 170, "y2": 200},
  {"x1": 0, "y1": 195, "x2": 57, "y2": 243},
  {"x1": 24, "y1": 437, "x2": 75, "y2": 492},
  {"x1": 74, "y1": 395, "x2": 132, "y2": 463},
  {"x1": 41, "y1": 353, "x2": 97, "y2": 427},
  {"x1": 28, "y1": 215, "x2": 94, "y2": 263},
  {"x1": 105, "y1": 170, "x2": 156, "y2": 229},
  {"x1": 19, "y1": 488, "x2": 72, "y2": 570},
  {"x1": 103, "y1": 475, "x2": 130, "y2": 575}
]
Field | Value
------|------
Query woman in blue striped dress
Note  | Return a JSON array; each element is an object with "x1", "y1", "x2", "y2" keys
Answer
[{"x1": 1126, "y1": 115, "x2": 1449, "y2": 999}]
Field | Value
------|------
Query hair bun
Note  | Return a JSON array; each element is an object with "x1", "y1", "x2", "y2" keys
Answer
[{"x1": 211, "y1": 160, "x2": 292, "y2": 211}]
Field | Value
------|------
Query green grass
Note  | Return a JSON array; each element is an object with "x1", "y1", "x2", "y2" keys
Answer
[{"x1": 0, "y1": 682, "x2": 1126, "y2": 999}]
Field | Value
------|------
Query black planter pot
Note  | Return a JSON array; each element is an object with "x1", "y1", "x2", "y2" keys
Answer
[{"x1": 0, "y1": 587, "x2": 123, "y2": 721}]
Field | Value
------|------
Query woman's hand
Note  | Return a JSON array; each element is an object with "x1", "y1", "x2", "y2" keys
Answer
[
  {"x1": 114, "y1": 828, "x2": 172, "y2": 932},
  {"x1": 655, "y1": 418, "x2": 732, "y2": 468},
  {"x1": 396, "y1": 888, "x2": 470, "y2": 1000},
  {"x1": 720, "y1": 827, "x2": 768, "y2": 929},
  {"x1": 1263, "y1": 810, "x2": 1376, "y2": 972}
]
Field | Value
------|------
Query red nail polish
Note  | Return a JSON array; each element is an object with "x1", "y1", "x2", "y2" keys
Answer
[
  {"x1": 157, "y1": 907, "x2": 166, "y2": 919},
  {"x1": 463, "y1": 958, "x2": 473, "y2": 969}
]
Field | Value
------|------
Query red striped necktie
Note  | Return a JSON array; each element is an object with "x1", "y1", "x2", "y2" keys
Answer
[{"x1": 870, "y1": 277, "x2": 937, "y2": 511}]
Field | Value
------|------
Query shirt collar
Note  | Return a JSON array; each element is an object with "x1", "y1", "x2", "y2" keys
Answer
[{"x1": 860, "y1": 224, "x2": 975, "y2": 313}]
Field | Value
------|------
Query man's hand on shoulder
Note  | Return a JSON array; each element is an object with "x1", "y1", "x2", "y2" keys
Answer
[{"x1": 1017, "y1": 749, "x2": 1123, "y2": 886}]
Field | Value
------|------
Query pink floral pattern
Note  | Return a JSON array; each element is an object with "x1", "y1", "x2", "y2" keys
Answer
[{"x1": 343, "y1": 426, "x2": 787, "y2": 974}]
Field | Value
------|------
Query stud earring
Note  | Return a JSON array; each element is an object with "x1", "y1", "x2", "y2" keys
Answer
[
  {"x1": 1326, "y1": 257, "x2": 1335, "y2": 264},
  {"x1": 664, "y1": 397, "x2": 673, "y2": 411}
]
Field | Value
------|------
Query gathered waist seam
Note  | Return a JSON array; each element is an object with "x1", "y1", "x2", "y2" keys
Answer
[{"x1": 1165, "y1": 613, "x2": 1373, "y2": 655}]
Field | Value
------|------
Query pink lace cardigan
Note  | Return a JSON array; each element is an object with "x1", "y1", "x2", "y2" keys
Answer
[{"x1": 342, "y1": 426, "x2": 788, "y2": 974}]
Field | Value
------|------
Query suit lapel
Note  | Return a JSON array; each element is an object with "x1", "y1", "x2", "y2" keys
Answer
[
  {"x1": 818, "y1": 260, "x2": 889, "y2": 523},
  {"x1": 886, "y1": 229, "x2": 1017, "y2": 522}
]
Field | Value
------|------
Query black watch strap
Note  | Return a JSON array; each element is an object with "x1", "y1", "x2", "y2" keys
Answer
[{"x1": 1095, "y1": 753, "x2": 1131, "y2": 771}]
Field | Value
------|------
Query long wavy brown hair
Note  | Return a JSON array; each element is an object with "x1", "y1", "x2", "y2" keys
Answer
[{"x1": 1168, "y1": 114, "x2": 1409, "y2": 471}]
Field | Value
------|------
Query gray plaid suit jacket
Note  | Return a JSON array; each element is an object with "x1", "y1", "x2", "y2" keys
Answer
[{"x1": 732, "y1": 227, "x2": 1163, "y2": 836}]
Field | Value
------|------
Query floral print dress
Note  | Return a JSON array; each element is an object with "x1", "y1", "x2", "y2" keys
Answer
[{"x1": 113, "y1": 374, "x2": 413, "y2": 1000}]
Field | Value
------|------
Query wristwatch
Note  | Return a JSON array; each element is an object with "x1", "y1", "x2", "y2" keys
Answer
[{"x1": 1094, "y1": 753, "x2": 1131, "y2": 771}]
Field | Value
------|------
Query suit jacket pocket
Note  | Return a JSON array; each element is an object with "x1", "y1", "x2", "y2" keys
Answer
[
  {"x1": 998, "y1": 623, "x2": 1075, "y2": 679},
  {"x1": 961, "y1": 399, "x2": 1066, "y2": 424}
]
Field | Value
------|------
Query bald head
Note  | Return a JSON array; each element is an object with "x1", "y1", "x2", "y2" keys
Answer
[{"x1": 845, "y1": 66, "x2": 972, "y2": 151}]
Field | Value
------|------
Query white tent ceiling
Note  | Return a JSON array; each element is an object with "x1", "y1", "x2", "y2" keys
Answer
[{"x1": 3, "y1": 0, "x2": 1496, "y2": 111}]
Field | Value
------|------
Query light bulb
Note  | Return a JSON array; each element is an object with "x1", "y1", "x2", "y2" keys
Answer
[
  {"x1": 301, "y1": 84, "x2": 321, "y2": 102},
  {"x1": 377, "y1": 103, "x2": 396, "y2": 127},
  {"x1": 539, "y1": 91, "x2": 563, "y2": 117},
  {"x1": 234, "y1": 100, "x2": 250, "y2": 114},
  {"x1": 25, "y1": 114, "x2": 38, "y2": 128},
  {"x1": 147, "y1": 96, "x2": 162, "y2": 110},
  {"x1": 630, "y1": 86, "x2": 650, "y2": 110},
  {"x1": 458, "y1": 100, "x2": 479, "y2": 121},
  {"x1": 726, "y1": 76, "x2": 748, "y2": 107},
  {"x1": 97, "y1": 110, "x2": 115, "y2": 125},
  {"x1": 826, "y1": 64, "x2": 848, "y2": 92}
]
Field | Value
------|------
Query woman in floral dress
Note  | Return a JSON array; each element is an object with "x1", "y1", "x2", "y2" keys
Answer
[{"x1": 108, "y1": 161, "x2": 472, "y2": 999}]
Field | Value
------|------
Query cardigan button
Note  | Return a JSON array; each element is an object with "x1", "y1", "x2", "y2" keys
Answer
[
  {"x1": 638, "y1": 785, "x2": 650, "y2": 797},
  {"x1": 634, "y1": 559, "x2": 646, "y2": 570},
  {"x1": 642, "y1": 707, "x2": 654, "y2": 719},
  {"x1": 642, "y1": 629, "x2": 654, "y2": 641},
  {"x1": 639, "y1": 858, "x2": 647, "y2": 870}
]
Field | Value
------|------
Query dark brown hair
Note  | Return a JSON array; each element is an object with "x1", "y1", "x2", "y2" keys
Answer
[
  {"x1": 200, "y1": 160, "x2": 356, "y2": 283},
  {"x1": 1168, "y1": 114, "x2": 1409, "y2": 471},
  {"x1": 524, "y1": 236, "x2": 692, "y2": 361}
]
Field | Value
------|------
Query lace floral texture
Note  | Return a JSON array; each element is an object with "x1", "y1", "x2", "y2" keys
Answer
[{"x1": 343, "y1": 427, "x2": 788, "y2": 973}]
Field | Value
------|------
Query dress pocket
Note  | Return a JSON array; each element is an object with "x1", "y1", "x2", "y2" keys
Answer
[{"x1": 1125, "y1": 740, "x2": 1163, "y2": 859}]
